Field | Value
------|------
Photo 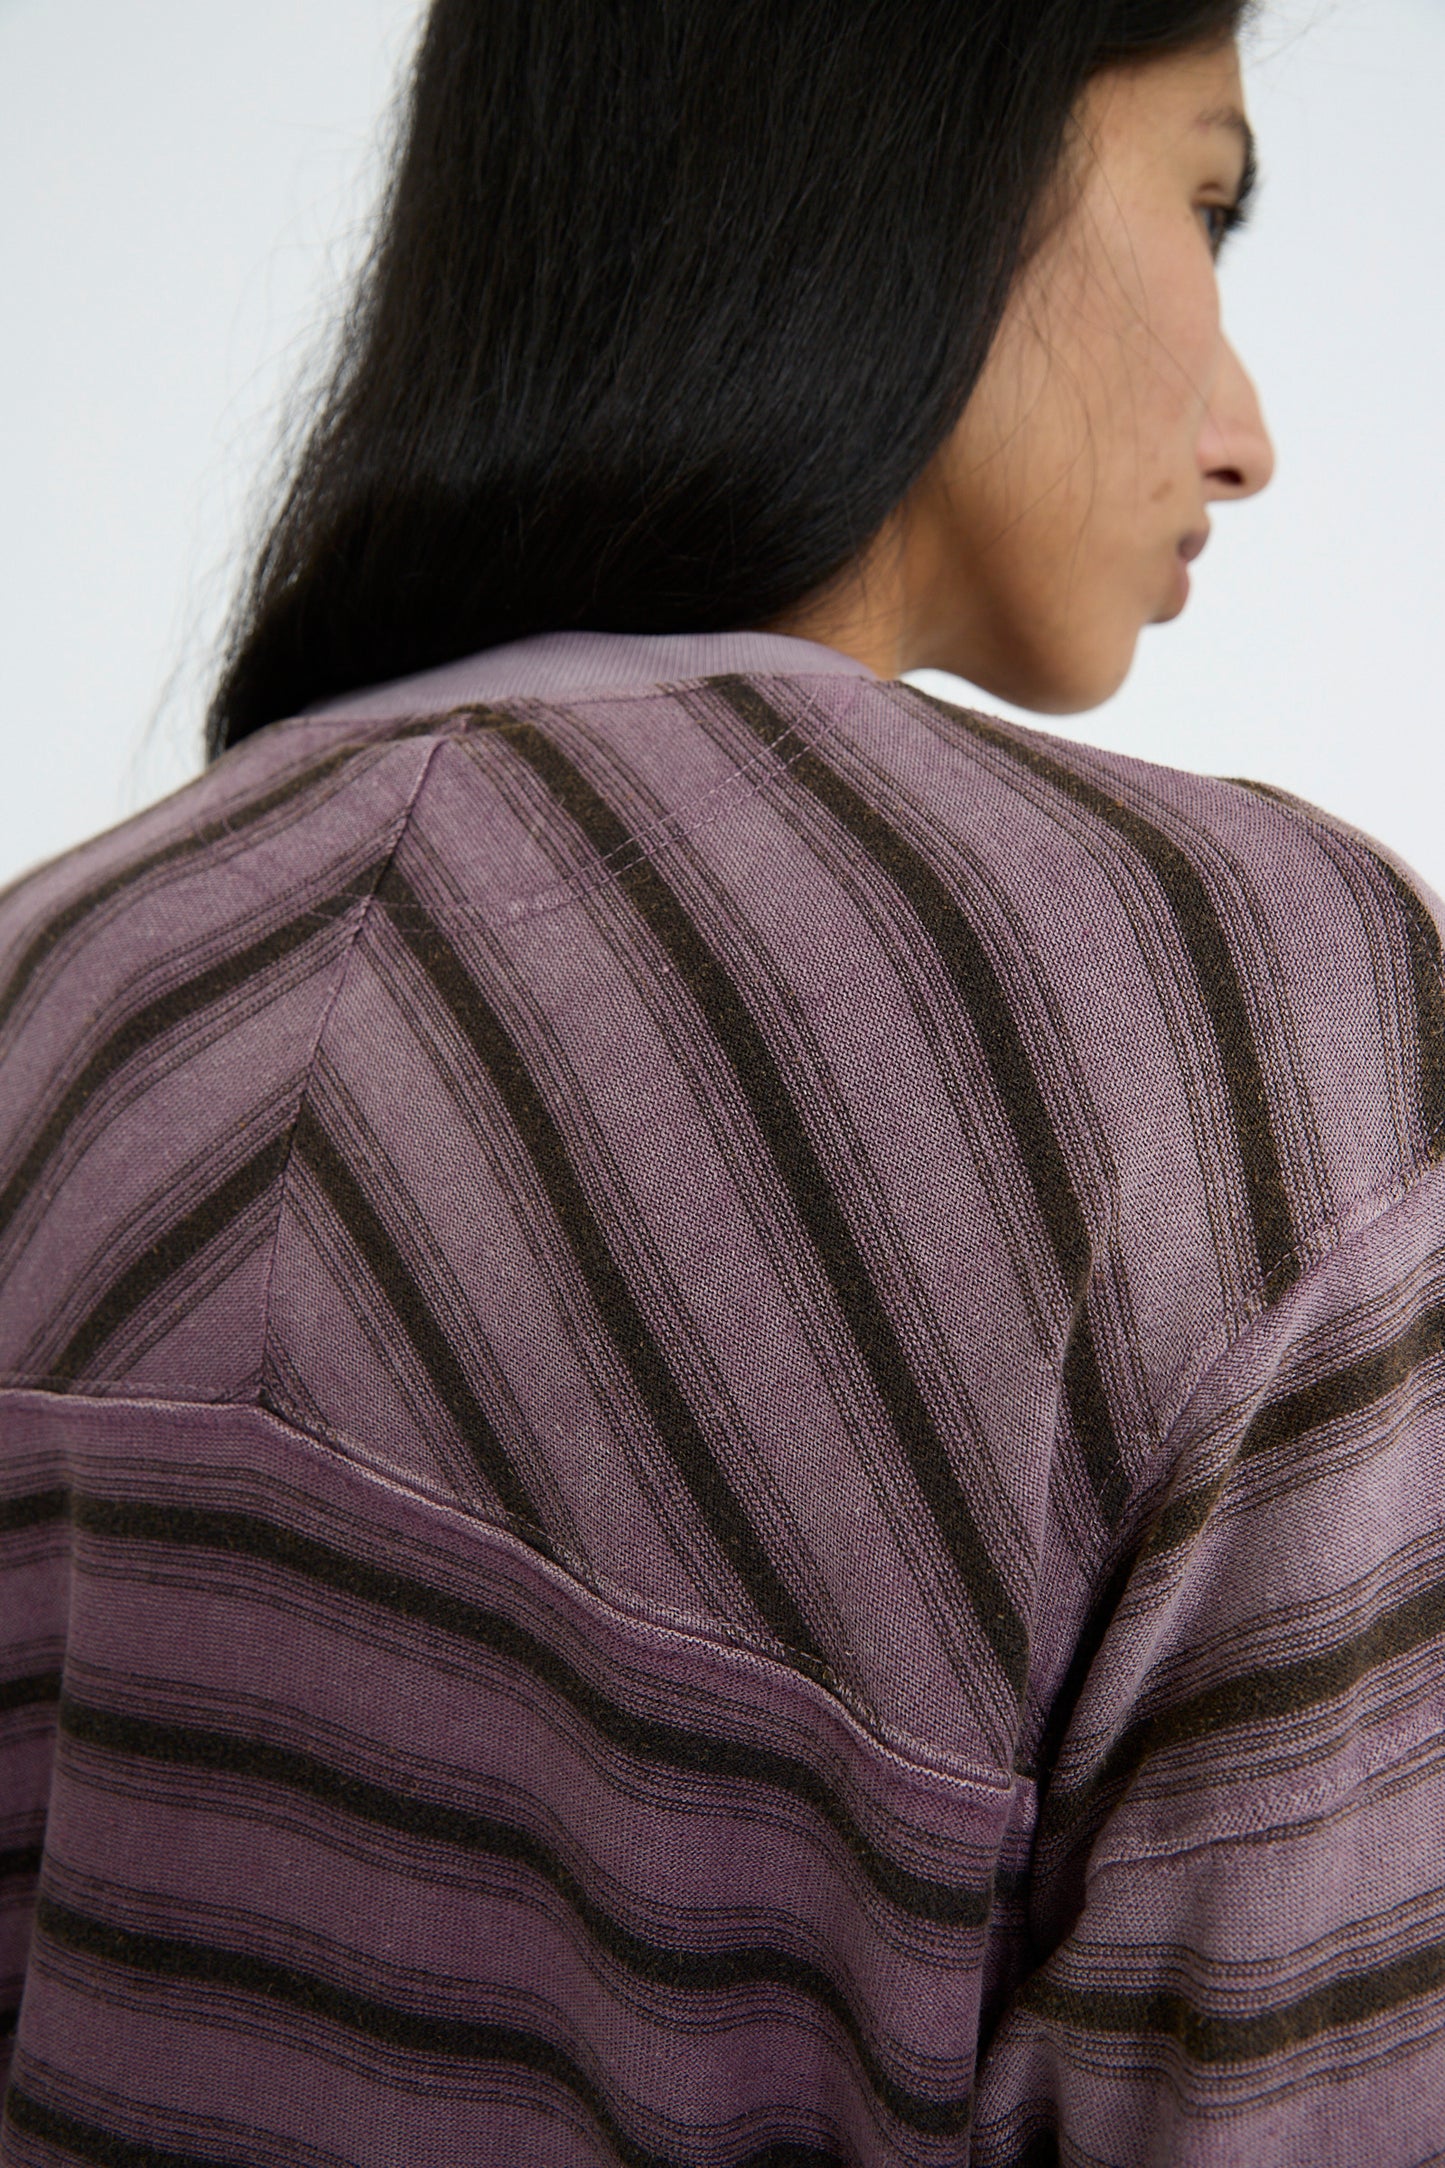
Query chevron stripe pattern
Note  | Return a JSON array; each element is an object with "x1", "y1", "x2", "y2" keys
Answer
[{"x1": 1, "y1": 641, "x2": 1443, "y2": 2164}]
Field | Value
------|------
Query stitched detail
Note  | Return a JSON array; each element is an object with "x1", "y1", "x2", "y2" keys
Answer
[
  {"x1": 333, "y1": 674, "x2": 873, "y2": 927},
  {"x1": 1083, "y1": 1699, "x2": 1445, "y2": 1879}
]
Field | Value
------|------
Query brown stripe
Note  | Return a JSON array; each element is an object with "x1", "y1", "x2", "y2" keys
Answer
[
  {"x1": 292, "y1": 1102, "x2": 553, "y2": 1549},
  {"x1": 710, "y1": 676, "x2": 1129, "y2": 1533},
  {"x1": 377, "y1": 871, "x2": 832, "y2": 1676},
  {"x1": 1144, "y1": 1289, "x2": 1445, "y2": 1564},
  {"x1": 0, "y1": 869, "x2": 379, "y2": 1245},
  {"x1": 1048, "y1": 1562, "x2": 1445, "y2": 1849},
  {"x1": 480, "y1": 714, "x2": 1034, "y2": 1691},
  {"x1": 914, "y1": 688, "x2": 1301, "y2": 1296},
  {"x1": 73, "y1": 1490, "x2": 989, "y2": 1927},
  {"x1": 1020, "y1": 1927, "x2": 1445, "y2": 2062},
  {"x1": 31, "y1": 1893, "x2": 859, "y2": 2168},
  {"x1": 62, "y1": 1689, "x2": 972, "y2": 2137},
  {"x1": 0, "y1": 726, "x2": 442, "y2": 1039},
  {"x1": 3, "y1": 2088, "x2": 231, "y2": 2168},
  {"x1": 1228, "y1": 777, "x2": 1445, "y2": 1158},
  {"x1": 46, "y1": 1133, "x2": 291, "y2": 1384}
]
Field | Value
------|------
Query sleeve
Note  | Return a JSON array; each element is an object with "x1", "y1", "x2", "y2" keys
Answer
[{"x1": 971, "y1": 1156, "x2": 1445, "y2": 2167}]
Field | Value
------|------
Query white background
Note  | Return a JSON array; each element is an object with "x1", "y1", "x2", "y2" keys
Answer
[{"x1": 2, "y1": 0, "x2": 1441, "y2": 896}]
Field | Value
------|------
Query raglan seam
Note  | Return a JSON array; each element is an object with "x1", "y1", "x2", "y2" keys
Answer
[{"x1": 253, "y1": 735, "x2": 452, "y2": 1415}]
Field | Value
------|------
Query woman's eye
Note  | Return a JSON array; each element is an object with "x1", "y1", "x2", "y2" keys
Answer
[{"x1": 1200, "y1": 200, "x2": 1249, "y2": 260}]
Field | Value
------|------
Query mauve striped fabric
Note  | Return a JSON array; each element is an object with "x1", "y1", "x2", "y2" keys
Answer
[{"x1": 2, "y1": 625, "x2": 1444, "y2": 2166}]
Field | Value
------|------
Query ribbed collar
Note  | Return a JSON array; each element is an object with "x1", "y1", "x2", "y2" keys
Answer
[{"x1": 304, "y1": 627, "x2": 878, "y2": 722}]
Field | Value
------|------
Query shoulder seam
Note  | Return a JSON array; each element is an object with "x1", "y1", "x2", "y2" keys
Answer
[
  {"x1": 375, "y1": 673, "x2": 876, "y2": 932},
  {"x1": 1133, "y1": 1147, "x2": 1445, "y2": 1514}
]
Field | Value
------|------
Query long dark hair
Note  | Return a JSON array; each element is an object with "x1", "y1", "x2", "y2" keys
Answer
[{"x1": 207, "y1": 0, "x2": 1260, "y2": 756}]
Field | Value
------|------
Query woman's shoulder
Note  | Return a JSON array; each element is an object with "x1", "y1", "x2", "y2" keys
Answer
[
  {"x1": 1, "y1": 665, "x2": 1438, "y2": 1466},
  {"x1": 6, "y1": 663, "x2": 1440, "y2": 1304},
  {"x1": 812, "y1": 672, "x2": 1445, "y2": 1280}
]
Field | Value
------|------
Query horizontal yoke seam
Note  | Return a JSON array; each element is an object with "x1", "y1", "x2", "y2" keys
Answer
[{"x1": 0, "y1": 1380, "x2": 1019, "y2": 1808}]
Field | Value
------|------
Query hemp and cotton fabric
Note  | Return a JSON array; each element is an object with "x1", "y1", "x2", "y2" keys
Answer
[{"x1": 1, "y1": 625, "x2": 1443, "y2": 2166}]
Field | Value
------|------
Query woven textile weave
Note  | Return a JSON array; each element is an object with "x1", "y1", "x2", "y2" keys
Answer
[{"x1": 2, "y1": 628, "x2": 1443, "y2": 2164}]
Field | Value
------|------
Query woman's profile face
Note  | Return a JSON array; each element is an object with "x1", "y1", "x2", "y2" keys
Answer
[
  {"x1": 913, "y1": 34, "x2": 1274, "y2": 709},
  {"x1": 796, "y1": 36, "x2": 1276, "y2": 708}
]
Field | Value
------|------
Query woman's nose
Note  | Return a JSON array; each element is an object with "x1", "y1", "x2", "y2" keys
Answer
[{"x1": 1199, "y1": 337, "x2": 1275, "y2": 499}]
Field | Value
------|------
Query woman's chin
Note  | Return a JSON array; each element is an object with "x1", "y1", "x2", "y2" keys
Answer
[
  {"x1": 912, "y1": 615, "x2": 1137, "y2": 718},
  {"x1": 990, "y1": 645, "x2": 1136, "y2": 718}
]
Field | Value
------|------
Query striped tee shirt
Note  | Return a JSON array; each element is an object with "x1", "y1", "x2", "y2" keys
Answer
[{"x1": 2, "y1": 624, "x2": 1444, "y2": 2166}]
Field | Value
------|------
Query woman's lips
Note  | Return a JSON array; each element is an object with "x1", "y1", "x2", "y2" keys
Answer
[{"x1": 1168, "y1": 527, "x2": 1209, "y2": 611}]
